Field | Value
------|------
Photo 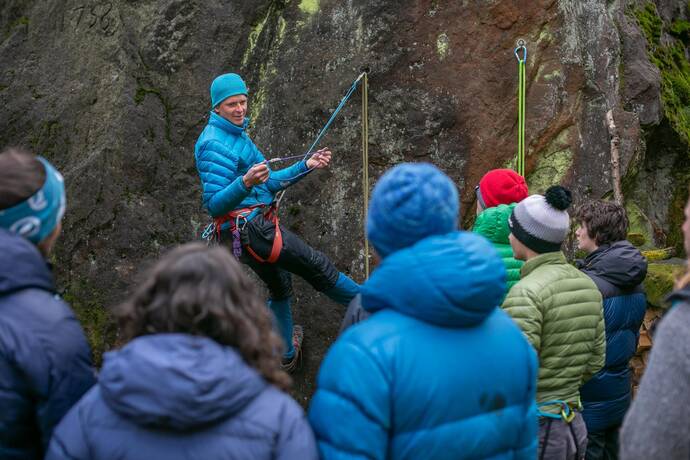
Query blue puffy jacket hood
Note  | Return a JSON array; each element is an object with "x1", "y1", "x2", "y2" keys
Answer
[
  {"x1": 100, "y1": 334, "x2": 267, "y2": 431},
  {"x1": 0, "y1": 228, "x2": 54, "y2": 295},
  {"x1": 361, "y1": 231, "x2": 507, "y2": 327}
]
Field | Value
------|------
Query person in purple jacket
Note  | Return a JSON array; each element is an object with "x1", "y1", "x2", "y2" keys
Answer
[{"x1": 47, "y1": 243, "x2": 318, "y2": 460}]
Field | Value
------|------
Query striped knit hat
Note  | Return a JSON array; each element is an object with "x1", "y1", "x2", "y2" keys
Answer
[{"x1": 508, "y1": 185, "x2": 572, "y2": 253}]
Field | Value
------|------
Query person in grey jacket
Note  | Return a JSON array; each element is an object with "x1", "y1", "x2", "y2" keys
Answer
[{"x1": 619, "y1": 194, "x2": 690, "y2": 459}]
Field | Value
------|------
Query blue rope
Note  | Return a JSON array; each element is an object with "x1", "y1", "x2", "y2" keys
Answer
[{"x1": 267, "y1": 73, "x2": 365, "y2": 182}]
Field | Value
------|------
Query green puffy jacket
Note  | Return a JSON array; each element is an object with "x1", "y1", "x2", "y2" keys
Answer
[
  {"x1": 502, "y1": 252, "x2": 605, "y2": 413},
  {"x1": 472, "y1": 203, "x2": 523, "y2": 290}
]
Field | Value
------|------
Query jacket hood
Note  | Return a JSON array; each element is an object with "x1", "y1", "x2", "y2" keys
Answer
[
  {"x1": 100, "y1": 334, "x2": 267, "y2": 430},
  {"x1": 361, "y1": 231, "x2": 507, "y2": 327},
  {"x1": 472, "y1": 203, "x2": 515, "y2": 245},
  {"x1": 579, "y1": 241, "x2": 647, "y2": 289},
  {"x1": 0, "y1": 229, "x2": 54, "y2": 295}
]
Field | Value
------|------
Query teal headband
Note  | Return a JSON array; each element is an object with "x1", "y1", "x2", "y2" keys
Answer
[{"x1": 0, "y1": 156, "x2": 66, "y2": 243}]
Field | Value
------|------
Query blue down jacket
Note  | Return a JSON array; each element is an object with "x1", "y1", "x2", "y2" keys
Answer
[
  {"x1": 0, "y1": 229, "x2": 95, "y2": 459},
  {"x1": 309, "y1": 231, "x2": 538, "y2": 460},
  {"x1": 47, "y1": 334, "x2": 318, "y2": 460},
  {"x1": 195, "y1": 112, "x2": 308, "y2": 219},
  {"x1": 579, "y1": 241, "x2": 647, "y2": 432}
]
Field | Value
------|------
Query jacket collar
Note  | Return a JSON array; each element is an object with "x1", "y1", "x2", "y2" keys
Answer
[
  {"x1": 667, "y1": 282, "x2": 690, "y2": 306},
  {"x1": 208, "y1": 111, "x2": 249, "y2": 135},
  {"x1": 520, "y1": 251, "x2": 566, "y2": 278}
]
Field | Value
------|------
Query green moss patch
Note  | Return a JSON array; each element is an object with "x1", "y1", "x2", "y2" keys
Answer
[
  {"x1": 634, "y1": 3, "x2": 690, "y2": 145},
  {"x1": 644, "y1": 262, "x2": 685, "y2": 308},
  {"x1": 61, "y1": 279, "x2": 116, "y2": 366}
]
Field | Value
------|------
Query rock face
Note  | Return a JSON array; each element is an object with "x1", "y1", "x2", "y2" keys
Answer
[{"x1": 1, "y1": 0, "x2": 689, "y2": 401}]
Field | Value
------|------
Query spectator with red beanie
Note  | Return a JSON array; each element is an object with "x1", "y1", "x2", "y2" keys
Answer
[{"x1": 473, "y1": 169, "x2": 529, "y2": 291}]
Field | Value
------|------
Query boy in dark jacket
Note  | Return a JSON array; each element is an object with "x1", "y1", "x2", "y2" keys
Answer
[
  {"x1": 575, "y1": 201, "x2": 647, "y2": 460},
  {"x1": 0, "y1": 149, "x2": 95, "y2": 459}
]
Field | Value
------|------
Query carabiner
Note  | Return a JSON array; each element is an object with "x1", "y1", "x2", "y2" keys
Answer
[{"x1": 514, "y1": 44, "x2": 527, "y2": 63}]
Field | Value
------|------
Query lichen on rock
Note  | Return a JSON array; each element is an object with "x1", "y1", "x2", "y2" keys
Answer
[{"x1": 644, "y1": 262, "x2": 685, "y2": 308}]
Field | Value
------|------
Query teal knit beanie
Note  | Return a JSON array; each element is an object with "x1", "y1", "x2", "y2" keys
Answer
[
  {"x1": 210, "y1": 73, "x2": 249, "y2": 108},
  {"x1": 367, "y1": 163, "x2": 459, "y2": 258}
]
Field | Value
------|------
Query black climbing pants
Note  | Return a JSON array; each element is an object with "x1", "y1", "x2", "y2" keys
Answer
[{"x1": 221, "y1": 213, "x2": 340, "y2": 300}]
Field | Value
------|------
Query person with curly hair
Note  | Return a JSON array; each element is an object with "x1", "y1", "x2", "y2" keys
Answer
[{"x1": 46, "y1": 243, "x2": 318, "y2": 460}]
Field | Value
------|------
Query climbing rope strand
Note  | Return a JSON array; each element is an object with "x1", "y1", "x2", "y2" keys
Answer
[
  {"x1": 362, "y1": 72, "x2": 370, "y2": 279},
  {"x1": 267, "y1": 73, "x2": 366, "y2": 182}
]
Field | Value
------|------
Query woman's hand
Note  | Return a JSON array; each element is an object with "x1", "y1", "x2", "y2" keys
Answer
[
  {"x1": 243, "y1": 163, "x2": 270, "y2": 188},
  {"x1": 306, "y1": 148, "x2": 332, "y2": 170}
]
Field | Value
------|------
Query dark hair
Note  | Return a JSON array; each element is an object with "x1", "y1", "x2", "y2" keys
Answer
[
  {"x1": 116, "y1": 243, "x2": 291, "y2": 390},
  {"x1": 0, "y1": 148, "x2": 46, "y2": 209},
  {"x1": 575, "y1": 200, "x2": 628, "y2": 246}
]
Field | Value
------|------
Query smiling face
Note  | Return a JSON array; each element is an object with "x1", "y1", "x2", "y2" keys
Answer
[
  {"x1": 576, "y1": 222, "x2": 598, "y2": 254},
  {"x1": 214, "y1": 94, "x2": 247, "y2": 126}
]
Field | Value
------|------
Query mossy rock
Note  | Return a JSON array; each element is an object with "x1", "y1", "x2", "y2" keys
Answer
[
  {"x1": 626, "y1": 202, "x2": 655, "y2": 249},
  {"x1": 633, "y1": 3, "x2": 690, "y2": 145},
  {"x1": 628, "y1": 232, "x2": 646, "y2": 247},
  {"x1": 61, "y1": 280, "x2": 117, "y2": 366},
  {"x1": 644, "y1": 262, "x2": 685, "y2": 308},
  {"x1": 642, "y1": 247, "x2": 675, "y2": 261}
]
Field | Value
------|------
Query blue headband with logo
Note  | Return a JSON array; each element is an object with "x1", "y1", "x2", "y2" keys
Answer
[{"x1": 0, "y1": 156, "x2": 66, "y2": 243}]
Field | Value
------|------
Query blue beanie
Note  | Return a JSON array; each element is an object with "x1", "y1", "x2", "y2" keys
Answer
[
  {"x1": 366, "y1": 163, "x2": 459, "y2": 258},
  {"x1": 0, "y1": 157, "x2": 66, "y2": 244},
  {"x1": 210, "y1": 73, "x2": 249, "y2": 108}
]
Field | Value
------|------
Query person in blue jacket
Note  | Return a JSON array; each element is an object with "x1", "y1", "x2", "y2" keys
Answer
[
  {"x1": 47, "y1": 243, "x2": 318, "y2": 460},
  {"x1": 0, "y1": 148, "x2": 95, "y2": 459},
  {"x1": 195, "y1": 73, "x2": 359, "y2": 370},
  {"x1": 575, "y1": 200, "x2": 647, "y2": 460},
  {"x1": 308, "y1": 163, "x2": 539, "y2": 460}
]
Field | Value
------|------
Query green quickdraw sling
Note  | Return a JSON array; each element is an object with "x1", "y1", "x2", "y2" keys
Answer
[{"x1": 514, "y1": 40, "x2": 527, "y2": 177}]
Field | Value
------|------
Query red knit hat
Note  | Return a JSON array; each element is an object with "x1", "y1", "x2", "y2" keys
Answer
[{"x1": 478, "y1": 169, "x2": 528, "y2": 208}]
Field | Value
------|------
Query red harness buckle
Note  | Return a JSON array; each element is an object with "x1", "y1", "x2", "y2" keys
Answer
[{"x1": 214, "y1": 204, "x2": 282, "y2": 264}]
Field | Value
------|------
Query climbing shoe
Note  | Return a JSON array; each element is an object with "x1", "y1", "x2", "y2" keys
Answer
[{"x1": 281, "y1": 325, "x2": 304, "y2": 373}]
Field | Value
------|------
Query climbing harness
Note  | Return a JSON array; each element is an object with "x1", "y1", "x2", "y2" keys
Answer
[
  {"x1": 207, "y1": 203, "x2": 283, "y2": 264},
  {"x1": 202, "y1": 72, "x2": 370, "y2": 273},
  {"x1": 537, "y1": 399, "x2": 580, "y2": 423},
  {"x1": 514, "y1": 39, "x2": 527, "y2": 177},
  {"x1": 537, "y1": 399, "x2": 583, "y2": 460}
]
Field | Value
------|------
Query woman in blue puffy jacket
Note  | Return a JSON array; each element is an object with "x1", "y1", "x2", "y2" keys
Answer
[
  {"x1": 47, "y1": 243, "x2": 318, "y2": 460},
  {"x1": 308, "y1": 163, "x2": 538, "y2": 460}
]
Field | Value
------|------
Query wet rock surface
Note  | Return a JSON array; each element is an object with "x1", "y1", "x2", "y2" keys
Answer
[{"x1": 1, "y1": 0, "x2": 689, "y2": 403}]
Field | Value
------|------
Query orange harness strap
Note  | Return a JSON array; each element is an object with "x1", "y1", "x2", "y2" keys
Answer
[{"x1": 214, "y1": 204, "x2": 282, "y2": 264}]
